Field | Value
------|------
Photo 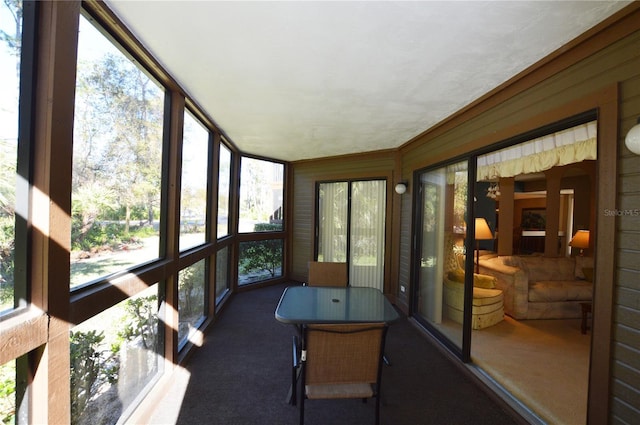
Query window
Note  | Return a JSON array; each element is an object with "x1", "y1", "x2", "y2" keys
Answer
[
  {"x1": 71, "y1": 15, "x2": 165, "y2": 287},
  {"x1": 217, "y1": 143, "x2": 231, "y2": 238},
  {"x1": 238, "y1": 239, "x2": 283, "y2": 285},
  {"x1": 70, "y1": 284, "x2": 161, "y2": 424},
  {"x1": 413, "y1": 161, "x2": 469, "y2": 351},
  {"x1": 239, "y1": 157, "x2": 283, "y2": 233},
  {"x1": 178, "y1": 259, "x2": 206, "y2": 348},
  {"x1": 0, "y1": 0, "x2": 26, "y2": 315},
  {"x1": 0, "y1": 359, "x2": 16, "y2": 424},
  {"x1": 215, "y1": 246, "x2": 229, "y2": 303},
  {"x1": 179, "y1": 110, "x2": 209, "y2": 251}
]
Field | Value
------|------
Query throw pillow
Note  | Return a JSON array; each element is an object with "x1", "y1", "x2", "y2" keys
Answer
[{"x1": 473, "y1": 273, "x2": 497, "y2": 289}]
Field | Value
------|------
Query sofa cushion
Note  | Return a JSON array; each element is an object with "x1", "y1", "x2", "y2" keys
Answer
[
  {"x1": 518, "y1": 256, "x2": 576, "y2": 282},
  {"x1": 528, "y1": 280, "x2": 593, "y2": 302}
]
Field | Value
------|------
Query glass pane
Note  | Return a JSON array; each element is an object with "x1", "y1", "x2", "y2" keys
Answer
[
  {"x1": 238, "y1": 239, "x2": 283, "y2": 285},
  {"x1": 70, "y1": 285, "x2": 161, "y2": 425},
  {"x1": 0, "y1": 0, "x2": 22, "y2": 314},
  {"x1": 350, "y1": 180, "x2": 386, "y2": 290},
  {"x1": 317, "y1": 182, "x2": 348, "y2": 262},
  {"x1": 217, "y1": 144, "x2": 231, "y2": 238},
  {"x1": 215, "y1": 246, "x2": 229, "y2": 302},
  {"x1": 178, "y1": 259, "x2": 206, "y2": 347},
  {"x1": 71, "y1": 16, "x2": 165, "y2": 287},
  {"x1": 415, "y1": 161, "x2": 468, "y2": 349},
  {"x1": 179, "y1": 111, "x2": 209, "y2": 251},
  {"x1": 239, "y1": 158, "x2": 283, "y2": 232}
]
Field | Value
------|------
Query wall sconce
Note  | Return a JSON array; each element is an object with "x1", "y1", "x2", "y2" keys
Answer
[
  {"x1": 626, "y1": 117, "x2": 640, "y2": 155},
  {"x1": 569, "y1": 230, "x2": 590, "y2": 256},
  {"x1": 395, "y1": 182, "x2": 408, "y2": 195}
]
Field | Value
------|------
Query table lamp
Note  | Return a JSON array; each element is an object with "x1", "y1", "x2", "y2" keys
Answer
[
  {"x1": 475, "y1": 218, "x2": 493, "y2": 273},
  {"x1": 570, "y1": 230, "x2": 590, "y2": 256}
]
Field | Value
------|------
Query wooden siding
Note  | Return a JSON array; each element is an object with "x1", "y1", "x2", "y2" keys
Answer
[{"x1": 613, "y1": 48, "x2": 640, "y2": 422}]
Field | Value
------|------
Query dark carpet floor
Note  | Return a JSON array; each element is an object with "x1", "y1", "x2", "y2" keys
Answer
[{"x1": 172, "y1": 283, "x2": 521, "y2": 425}]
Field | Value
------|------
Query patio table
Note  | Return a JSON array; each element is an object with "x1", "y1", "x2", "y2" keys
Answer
[{"x1": 275, "y1": 285, "x2": 400, "y2": 325}]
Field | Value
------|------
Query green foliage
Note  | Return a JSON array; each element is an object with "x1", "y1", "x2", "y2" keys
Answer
[
  {"x1": 70, "y1": 330, "x2": 116, "y2": 422},
  {"x1": 178, "y1": 262, "x2": 205, "y2": 317},
  {"x1": 72, "y1": 44, "x2": 163, "y2": 254},
  {"x1": 239, "y1": 238, "x2": 282, "y2": 278},
  {"x1": 252, "y1": 222, "x2": 281, "y2": 232},
  {"x1": 0, "y1": 361, "x2": 15, "y2": 425},
  {"x1": 117, "y1": 295, "x2": 158, "y2": 351},
  {"x1": 69, "y1": 294, "x2": 158, "y2": 424},
  {"x1": 70, "y1": 220, "x2": 155, "y2": 252},
  {"x1": 0, "y1": 216, "x2": 15, "y2": 310}
]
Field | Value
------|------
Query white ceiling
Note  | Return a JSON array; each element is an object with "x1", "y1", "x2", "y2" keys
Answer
[{"x1": 105, "y1": 1, "x2": 630, "y2": 162}]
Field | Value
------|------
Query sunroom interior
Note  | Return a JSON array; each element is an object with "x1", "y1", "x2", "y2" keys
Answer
[{"x1": 2, "y1": 1, "x2": 640, "y2": 425}]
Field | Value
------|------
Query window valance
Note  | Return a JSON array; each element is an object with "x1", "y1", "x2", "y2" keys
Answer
[{"x1": 477, "y1": 121, "x2": 597, "y2": 181}]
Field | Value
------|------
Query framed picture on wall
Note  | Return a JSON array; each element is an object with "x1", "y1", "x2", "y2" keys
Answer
[{"x1": 521, "y1": 208, "x2": 546, "y2": 230}]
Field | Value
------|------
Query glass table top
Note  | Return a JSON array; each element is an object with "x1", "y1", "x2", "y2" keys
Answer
[{"x1": 275, "y1": 285, "x2": 400, "y2": 325}]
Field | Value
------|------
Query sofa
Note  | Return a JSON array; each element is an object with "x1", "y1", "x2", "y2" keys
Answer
[{"x1": 477, "y1": 254, "x2": 594, "y2": 320}]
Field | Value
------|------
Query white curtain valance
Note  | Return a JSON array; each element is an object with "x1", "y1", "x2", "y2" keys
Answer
[{"x1": 477, "y1": 121, "x2": 597, "y2": 181}]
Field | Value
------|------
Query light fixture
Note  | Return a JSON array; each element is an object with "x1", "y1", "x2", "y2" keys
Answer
[
  {"x1": 569, "y1": 230, "x2": 590, "y2": 256},
  {"x1": 474, "y1": 218, "x2": 493, "y2": 273},
  {"x1": 395, "y1": 182, "x2": 408, "y2": 195},
  {"x1": 625, "y1": 117, "x2": 640, "y2": 155}
]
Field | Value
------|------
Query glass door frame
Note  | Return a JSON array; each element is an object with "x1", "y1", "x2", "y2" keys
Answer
[
  {"x1": 314, "y1": 178, "x2": 388, "y2": 291},
  {"x1": 410, "y1": 157, "x2": 477, "y2": 362}
]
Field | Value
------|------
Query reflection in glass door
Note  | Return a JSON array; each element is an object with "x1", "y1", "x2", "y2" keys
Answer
[{"x1": 414, "y1": 161, "x2": 469, "y2": 350}]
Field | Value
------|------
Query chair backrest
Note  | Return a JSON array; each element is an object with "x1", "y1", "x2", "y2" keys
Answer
[
  {"x1": 303, "y1": 323, "x2": 387, "y2": 386},
  {"x1": 307, "y1": 261, "x2": 348, "y2": 287}
]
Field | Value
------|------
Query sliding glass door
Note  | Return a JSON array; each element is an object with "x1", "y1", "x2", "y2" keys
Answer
[
  {"x1": 413, "y1": 161, "x2": 469, "y2": 351},
  {"x1": 317, "y1": 180, "x2": 386, "y2": 290}
]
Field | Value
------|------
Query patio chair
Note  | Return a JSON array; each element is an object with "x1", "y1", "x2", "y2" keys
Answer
[
  {"x1": 306, "y1": 261, "x2": 348, "y2": 287},
  {"x1": 296, "y1": 323, "x2": 388, "y2": 425}
]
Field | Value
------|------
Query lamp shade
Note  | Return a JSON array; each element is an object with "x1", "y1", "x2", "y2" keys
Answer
[
  {"x1": 475, "y1": 218, "x2": 493, "y2": 240},
  {"x1": 569, "y1": 230, "x2": 590, "y2": 249}
]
